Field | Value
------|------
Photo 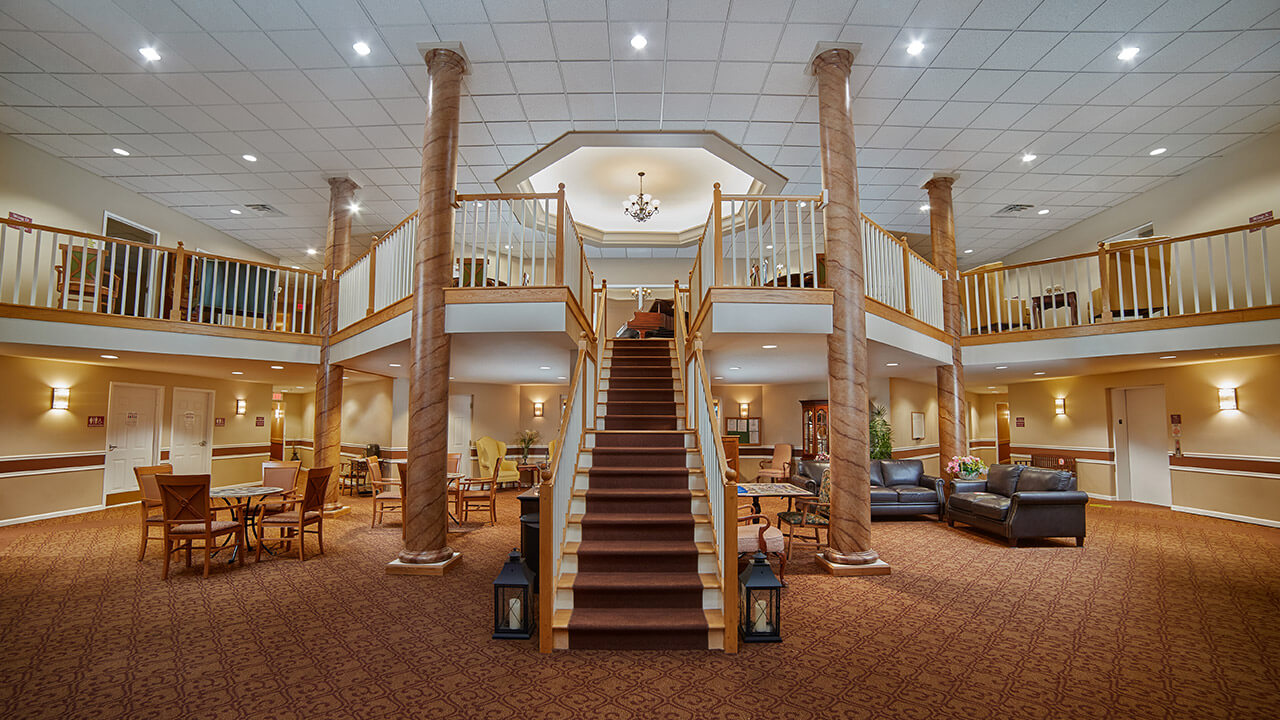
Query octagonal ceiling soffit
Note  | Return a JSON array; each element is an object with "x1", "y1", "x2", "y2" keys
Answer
[{"x1": 495, "y1": 132, "x2": 787, "y2": 247}]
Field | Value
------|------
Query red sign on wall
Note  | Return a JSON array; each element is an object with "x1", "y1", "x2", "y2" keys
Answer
[
  {"x1": 1015, "y1": 417, "x2": 1026, "y2": 428},
  {"x1": 255, "y1": 416, "x2": 265, "y2": 427},
  {"x1": 1249, "y1": 211, "x2": 1273, "y2": 224},
  {"x1": 214, "y1": 417, "x2": 226, "y2": 427},
  {"x1": 8, "y1": 212, "x2": 32, "y2": 232},
  {"x1": 86, "y1": 416, "x2": 105, "y2": 427}
]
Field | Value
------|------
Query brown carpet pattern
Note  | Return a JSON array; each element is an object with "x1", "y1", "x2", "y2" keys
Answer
[{"x1": 1, "y1": 495, "x2": 1278, "y2": 719}]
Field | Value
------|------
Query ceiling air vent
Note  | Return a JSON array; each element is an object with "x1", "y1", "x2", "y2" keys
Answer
[
  {"x1": 245, "y1": 203, "x2": 284, "y2": 216},
  {"x1": 994, "y1": 203, "x2": 1034, "y2": 216}
]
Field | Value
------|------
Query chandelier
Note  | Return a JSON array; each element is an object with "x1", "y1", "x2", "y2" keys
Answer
[{"x1": 622, "y1": 172, "x2": 660, "y2": 222}]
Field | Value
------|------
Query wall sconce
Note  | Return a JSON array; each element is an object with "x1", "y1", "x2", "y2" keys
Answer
[
  {"x1": 1054, "y1": 397, "x2": 1066, "y2": 415},
  {"x1": 51, "y1": 387, "x2": 70, "y2": 410},
  {"x1": 1218, "y1": 387, "x2": 1237, "y2": 411},
  {"x1": 533, "y1": 401, "x2": 544, "y2": 418},
  {"x1": 739, "y1": 402, "x2": 749, "y2": 418},
  {"x1": 236, "y1": 398, "x2": 247, "y2": 415}
]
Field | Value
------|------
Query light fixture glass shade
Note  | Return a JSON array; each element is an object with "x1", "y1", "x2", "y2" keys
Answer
[
  {"x1": 533, "y1": 402, "x2": 544, "y2": 417},
  {"x1": 1054, "y1": 397, "x2": 1066, "y2": 415},
  {"x1": 1218, "y1": 387, "x2": 1238, "y2": 410},
  {"x1": 740, "y1": 403, "x2": 749, "y2": 418},
  {"x1": 623, "y1": 172, "x2": 659, "y2": 222},
  {"x1": 236, "y1": 399, "x2": 247, "y2": 415},
  {"x1": 51, "y1": 387, "x2": 70, "y2": 410}
]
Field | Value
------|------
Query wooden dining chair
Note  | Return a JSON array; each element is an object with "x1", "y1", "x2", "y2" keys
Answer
[
  {"x1": 133, "y1": 463, "x2": 172, "y2": 561},
  {"x1": 757, "y1": 443, "x2": 793, "y2": 481},
  {"x1": 459, "y1": 459, "x2": 500, "y2": 525},
  {"x1": 257, "y1": 467, "x2": 332, "y2": 562},
  {"x1": 156, "y1": 473, "x2": 246, "y2": 579},
  {"x1": 776, "y1": 468, "x2": 831, "y2": 560},
  {"x1": 258, "y1": 460, "x2": 302, "y2": 517},
  {"x1": 369, "y1": 457, "x2": 403, "y2": 527},
  {"x1": 738, "y1": 504, "x2": 787, "y2": 582}
]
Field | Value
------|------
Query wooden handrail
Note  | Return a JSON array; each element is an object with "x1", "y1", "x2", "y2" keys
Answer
[
  {"x1": 1101, "y1": 218, "x2": 1279, "y2": 250},
  {"x1": 2, "y1": 218, "x2": 172, "y2": 251},
  {"x1": 959, "y1": 249, "x2": 1099, "y2": 277},
  {"x1": 720, "y1": 193, "x2": 823, "y2": 202}
]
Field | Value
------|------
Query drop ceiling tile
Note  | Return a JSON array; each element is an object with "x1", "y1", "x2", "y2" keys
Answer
[
  {"x1": 712, "y1": 62, "x2": 770, "y2": 94},
  {"x1": 663, "y1": 61, "x2": 717, "y2": 94},
  {"x1": 982, "y1": 32, "x2": 1065, "y2": 70},
  {"x1": 294, "y1": 100, "x2": 351, "y2": 128},
  {"x1": 1139, "y1": 31, "x2": 1238, "y2": 73},
  {"x1": 951, "y1": 69, "x2": 1022, "y2": 102},
  {"x1": 860, "y1": 66, "x2": 925, "y2": 99},
  {"x1": 1134, "y1": 0, "x2": 1222, "y2": 32}
]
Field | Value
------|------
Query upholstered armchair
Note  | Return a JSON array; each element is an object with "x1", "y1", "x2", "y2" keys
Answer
[
  {"x1": 476, "y1": 436, "x2": 520, "y2": 487},
  {"x1": 756, "y1": 443, "x2": 793, "y2": 481}
]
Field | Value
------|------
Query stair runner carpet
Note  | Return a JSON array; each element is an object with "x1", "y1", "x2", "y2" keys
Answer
[{"x1": 568, "y1": 338, "x2": 707, "y2": 650}]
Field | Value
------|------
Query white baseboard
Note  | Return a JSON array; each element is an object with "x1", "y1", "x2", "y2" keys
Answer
[
  {"x1": 1171, "y1": 505, "x2": 1280, "y2": 529},
  {"x1": 0, "y1": 504, "x2": 106, "y2": 528},
  {"x1": 1086, "y1": 493, "x2": 1118, "y2": 501}
]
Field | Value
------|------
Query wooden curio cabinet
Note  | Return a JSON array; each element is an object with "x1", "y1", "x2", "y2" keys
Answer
[{"x1": 800, "y1": 400, "x2": 829, "y2": 458}]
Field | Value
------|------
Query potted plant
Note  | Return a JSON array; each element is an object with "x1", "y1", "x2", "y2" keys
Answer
[
  {"x1": 869, "y1": 404, "x2": 892, "y2": 460},
  {"x1": 514, "y1": 429, "x2": 540, "y2": 465},
  {"x1": 947, "y1": 455, "x2": 988, "y2": 480}
]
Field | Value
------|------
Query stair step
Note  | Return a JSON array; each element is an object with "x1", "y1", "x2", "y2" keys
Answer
[
  {"x1": 573, "y1": 513, "x2": 699, "y2": 525},
  {"x1": 566, "y1": 540, "x2": 714, "y2": 556},
  {"x1": 574, "y1": 487, "x2": 701, "y2": 499},
  {"x1": 560, "y1": 572, "x2": 716, "y2": 591},
  {"x1": 565, "y1": 608, "x2": 713, "y2": 650}
]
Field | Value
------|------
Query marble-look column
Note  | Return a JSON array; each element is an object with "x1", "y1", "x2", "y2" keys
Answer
[
  {"x1": 923, "y1": 175, "x2": 967, "y2": 484},
  {"x1": 812, "y1": 47, "x2": 886, "y2": 576},
  {"x1": 388, "y1": 46, "x2": 467, "y2": 574},
  {"x1": 315, "y1": 175, "x2": 358, "y2": 516}
]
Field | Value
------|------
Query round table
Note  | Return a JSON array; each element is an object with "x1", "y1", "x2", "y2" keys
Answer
[{"x1": 210, "y1": 486, "x2": 285, "y2": 562}]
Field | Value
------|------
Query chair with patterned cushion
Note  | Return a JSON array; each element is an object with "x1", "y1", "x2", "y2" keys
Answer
[
  {"x1": 777, "y1": 468, "x2": 831, "y2": 560},
  {"x1": 756, "y1": 443, "x2": 793, "y2": 481},
  {"x1": 369, "y1": 457, "x2": 402, "y2": 527},
  {"x1": 156, "y1": 473, "x2": 246, "y2": 579},
  {"x1": 133, "y1": 463, "x2": 173, "y2": 561},
  {"x1": 257, "y1": 467, "x2": 331, "y2": 561},
  {"x1": 738, "y1": 504, "x2": 787, "y2": 583}
]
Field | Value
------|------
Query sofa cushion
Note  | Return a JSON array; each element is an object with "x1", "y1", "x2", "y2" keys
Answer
[
  {"x1": 870, "y1": 486, "x2": 898, "y2": 504},
  {"x1": 1016, "y1": 467, "x2": 1076, "y2": 492},
  {"x1": 895, "y1": 486, "x2": 938, "y2": 504},
  {"x1": 950, "y1": 492, "x2": 1011, "y2": 520},
  {"x1": 869, "y1": 461, "x2": 884, "y2": 486},
  {"x1": 986, "y1": 464, "x2": 1023, "y2": 497},
  {"x1": 879, "y1": 459, "x2": 924, "y2": 487}
]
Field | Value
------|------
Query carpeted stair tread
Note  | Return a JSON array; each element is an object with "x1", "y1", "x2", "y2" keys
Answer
[
  {"x1": 568, "y1": 572, "x2": 707, "y2": 591},
  {"x1": 574, "y1": 540, "x2": 703, "y2": 556},
  {"x1": 568, "y1": 608, "x2": 708, "y2": 632},
  {"x1": 577, "y1": 513, "x2": 696, "y2": 525}
]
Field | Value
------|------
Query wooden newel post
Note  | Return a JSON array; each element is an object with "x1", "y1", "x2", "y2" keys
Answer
[
  {"x1": 555, "y1": 183, "x2": 566, "y2": 286},
  {"x1": 712, "y1": 183, "x2": 723, "y2": 286},
  {"x1": 1097, "y1": 243, "x2": 1113, "y2": 322},
  {"x1": 367, "y1": 249, "x2": 377, "y2": 316},
  {"x1": 901, "y1": 240, "x2": 913, "y2": 317}
]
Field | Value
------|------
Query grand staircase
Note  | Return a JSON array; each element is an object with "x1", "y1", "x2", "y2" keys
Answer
[{"x1": 553, "y1": 338, "x2": 725, "y2": 650}]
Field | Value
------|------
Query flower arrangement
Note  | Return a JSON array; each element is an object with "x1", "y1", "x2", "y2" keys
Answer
[
  {"x1": 814, "y1": 452, "x2": 830, "y2": 462},
  {"x1": 514, "y1": 429, "x2": 540, "y2": 464},
  {"x1": 947, "y1": 455, "x2": 987, "y2": 478}
]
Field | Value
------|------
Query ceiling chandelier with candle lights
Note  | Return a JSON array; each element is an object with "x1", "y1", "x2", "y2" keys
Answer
[{"x1": 622, "y1": 171, "x2": 660, "y2": 222}]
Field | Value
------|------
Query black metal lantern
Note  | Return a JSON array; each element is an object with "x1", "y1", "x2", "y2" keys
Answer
[
  {"x1": 739, "y1": 551, "x2": 783, "y2": 643},
  {"x1": 493, "y1": 548, "x2": 535, "y2": 640}
]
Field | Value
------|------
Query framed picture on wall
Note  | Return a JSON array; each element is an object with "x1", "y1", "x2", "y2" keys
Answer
[{"x1": 911, "y1": 412, "x2": 925, "y2": 440}]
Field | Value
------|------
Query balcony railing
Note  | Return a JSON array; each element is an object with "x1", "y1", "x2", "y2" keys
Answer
[
  {"x1": 688, "y1": 186, "x2": 946, "y2": 331},
  {"x1": 0, "y1": 218, "x2": 319, "y2": 334},
  {"x1": 336, "y1": 188, "x2": 595, "y2": 331},
  {"x1": 961, "y1": 219, "x2": 1280, "y2": 337}
]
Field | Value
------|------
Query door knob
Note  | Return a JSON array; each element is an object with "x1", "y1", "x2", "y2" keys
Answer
[
  {"x1": 199, "y1": 440, "x2": 208, "y2": 447},
  {"x1": 108, "y1": 444, "x2": 119, "y2": 450}
]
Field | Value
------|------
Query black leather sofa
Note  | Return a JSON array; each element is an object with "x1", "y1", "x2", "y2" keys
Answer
[
  {"x1": 793, "y1": 459, "x2": 942, "y2": 519},
  {"x1": 946, "y1": 464, "x2": 1087, "y2": 547}
]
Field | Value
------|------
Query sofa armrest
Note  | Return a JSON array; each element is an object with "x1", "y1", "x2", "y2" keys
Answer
[
  {"x1": 1012, "y1": 490, "x2": 1089, "y2": 506},
  {"x1": 919, "y1": 474, "x2": 942, "y2": 490},
  {"x1": 949, "y1": 479, "x2": 987, "y2": 495}
]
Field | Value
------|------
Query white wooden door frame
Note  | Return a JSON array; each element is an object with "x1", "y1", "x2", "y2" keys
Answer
[
  {"x1": 171, "y1": 387, "x2": 215, "y2": 474},
  {"x1": 1110, "y1": 384, "x2": 1171, "y2": 504},
  {"x1": 104, "y1": 382, "x2": 163, "y2": 504}
]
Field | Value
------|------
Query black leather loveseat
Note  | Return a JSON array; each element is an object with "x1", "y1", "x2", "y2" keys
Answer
[
  {"x1": 794, "y1": 459, "x2": 942, "y2": 518},
  {"x1": 946, "y1": 464, "x2": 1087, "y2": 547}
]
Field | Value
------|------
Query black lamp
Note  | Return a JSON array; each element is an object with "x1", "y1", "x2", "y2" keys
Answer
[
  {"x1": 739, "y1": 551, "x2": 783, "y2": 643},
  {"x1": 493, "y1": 548, "x2": 535, "y2": 640}
]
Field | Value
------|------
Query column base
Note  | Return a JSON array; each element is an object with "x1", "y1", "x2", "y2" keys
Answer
[
  {"x1": 321, "y1": 505, "x2": 351, "y2": 518},
  {"x1": 385, "y1": 552, "x2": 461, "y2": 576},
  {"x1": 816, "y1": 554, "x2": 892, "y2": 576}
]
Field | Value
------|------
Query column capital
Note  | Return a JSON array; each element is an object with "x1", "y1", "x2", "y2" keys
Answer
[
  {"x1": 326, "y1": 176, "x2": 360, "y2": 195},
  {"x1": 922, "y1": 174, "x2": 957, "y2": 193},
  {"x1": 418, "y1": 42, "x2": 469, "y2": 74},
  {"x1": 809, "y1": 43, "x2": 861, "y2": 76}
]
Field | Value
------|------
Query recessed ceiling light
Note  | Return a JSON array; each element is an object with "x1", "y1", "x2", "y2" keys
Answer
[
  {"x1": 631, "y1": 34, "x2": 647, "y2": 50},
  {"x1": 1037, "y1": 209, "x2": 1049, "y2": 215},
  {"x1": 295, "y1": 386, "x2": 304, "y2": 389},
  {"x1": 987, "y1": 386, "x2": 996, "y2": 390},
  {"x1": 762, "y1": 344, "x2": 777, "y2": 349},
  {"x1": 539, "y1": 366, "x2": 551, "y2": 370},
  {"x1": 242, "y1": 154, "x2": 257, "y2": 162},
  {"x1": 1159, "y1": 355, "x2": 1177, "y2": 359},
  {"x1": 353, "y1": 41, "x2": 371, "y2": 56},
  {"x1": 920, "y1": 204, "x2": 930, "y2": 211},
  {"x1": 232, "y1": 371, "x2": 243, "y2": 375},
  {"x1": 557, "y1": 376, "x2": 567, "y2": 380},
  {"x1": 729, "y1": 366, "x2": 741, "y2": 371},
  {"x1": 765, "y1": 244, "x2": 773, "y2": 249},
  {"x1": 907, "y1": 41, "x2": 924, "y2": 56},
  {"x1": 112, "y1": 147, "x2": 130, "y2": 156},
  {"x1": 964, "y1": 249, "x2": 974, "y2": 254},
  {"x1": 1149, "y1": 147, "x2": 1167, "y2": 156},
  {"x1": 100, "y1": 354, "x2": 118, "y2": 359},
  {"x1": 714, "y1": 376, "x2": 724, "y2": 380},
  {"x1": 1034, "y1": 371, "x2": 1046, "y2": 376},
  {"x1": 1118, "y1": 46, "x2": 1140, "y2": 61},
  {"x1": 270, "y1": 365, "x2": 284, "y2": 369},
  {"x1": 995, "y1": 365, "x2": 1008, "y2": 370},
  {"x1": 306, "y1": 248, "x2": 318, "y2": 256},
  {"x1": 389, "y1": 363, "x2": 401, "y2": 368},
  {"x1": 886, "y1": 362, "x2": 899, "y2": 367},
  {"x1": 1022, "y1": 153, "x2": 1037, "y2": 162},
  {"x1": 139, "y1": 47, "x2": 160, "y2": 62}
]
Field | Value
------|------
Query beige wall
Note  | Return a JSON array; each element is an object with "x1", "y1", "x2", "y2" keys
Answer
[
  {"x1": 0, "y1": 133, "x2": 277, "y2": 263},
  {"x1": 518, "y1": 384, "x2": 568, "y2": 446},
  {"x1": 1006, "y1": 354, "x2": 1280, "y2": 522},
  {"x1": 889, "y1": 377, "x2": 941, "y2": 474},
  {"x1": 341, "y1": 378, "x2": 393, "y2": 450},
  {"x1": 0, "y1": 354, "x2": 273, "y2": 522},
  {"x1": 282, "y1": 391, "x2": 315, "y2": 466},
  {"x1": 1004, "y1": 130, "x2": 1280, "y2": 265}
]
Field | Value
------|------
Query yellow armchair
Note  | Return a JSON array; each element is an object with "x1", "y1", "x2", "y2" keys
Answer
[{"x1": 476, "y1": 436, "x2": 520, "y2": 487}]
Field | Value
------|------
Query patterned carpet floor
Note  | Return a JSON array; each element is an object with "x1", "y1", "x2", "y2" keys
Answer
[{"x1": 1, "y1": 492, "x2": 1278, "y2": 720}]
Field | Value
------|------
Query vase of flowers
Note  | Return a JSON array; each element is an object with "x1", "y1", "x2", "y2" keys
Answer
[
  {"x1": 947, "y1": 455, "x2": 987, "y2": 480},
  {"x1": 514, "y1": 429, "x2": 540, "y2": 465}
]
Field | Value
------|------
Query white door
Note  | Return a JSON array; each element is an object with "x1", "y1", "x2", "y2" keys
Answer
[
  {"x1": 171, "y1": 388, "x2": 213, "y2": 474},
  {"x1": 1120, "y1": 387, "x2": 1172, "y2": 506},
  {"x1": 105, "y1": 384, "x2": 161, "y2": 498},
  {"x1": 448, "y1": 395, "x2": 473, "y2": 473}
]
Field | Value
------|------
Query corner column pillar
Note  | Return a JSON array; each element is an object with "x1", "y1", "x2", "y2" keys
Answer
[
  {"x1": 388, "y1": 45, "x2": 468, "y2": 575},
  {"x1": 812, "y1": 47, "x2": 887, "y2": 576},
  {"x1": 316, "y1": 175, "x2": 358, "y2": 517},
  {"x1": 923, "y1": 175, "x2": 967, "y2": 483}
]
